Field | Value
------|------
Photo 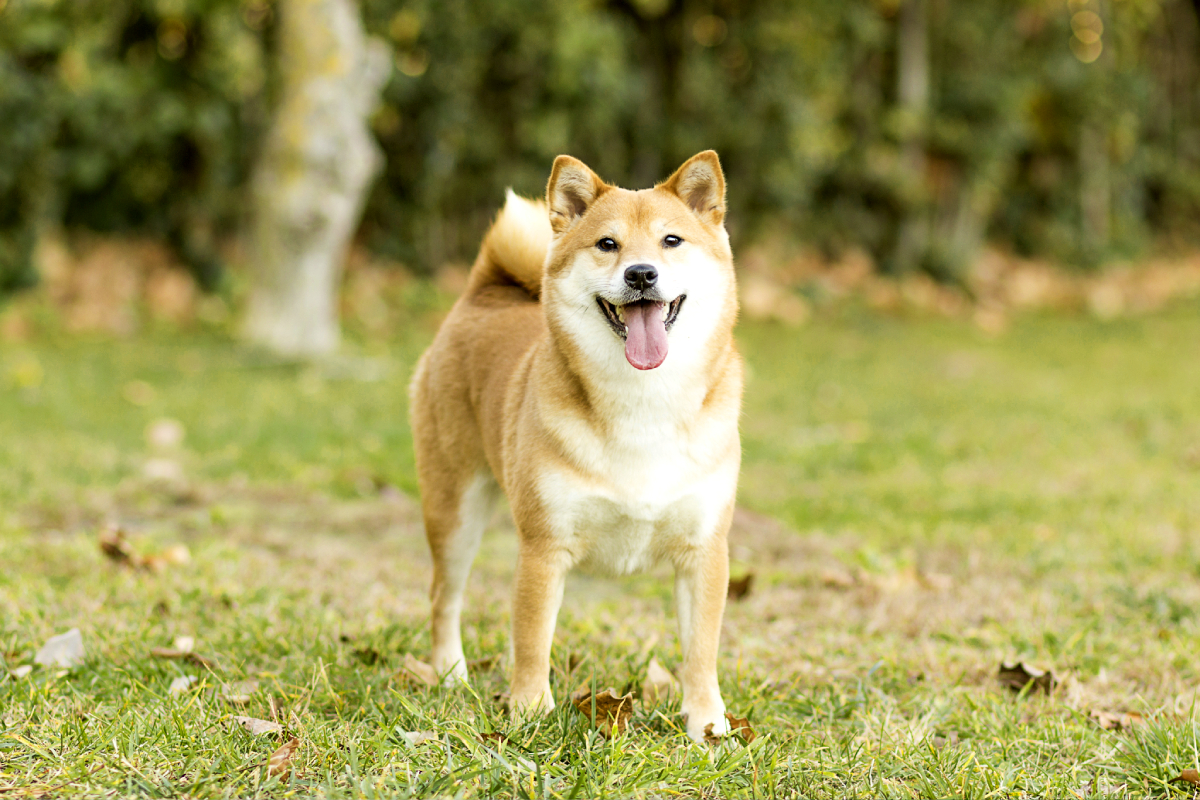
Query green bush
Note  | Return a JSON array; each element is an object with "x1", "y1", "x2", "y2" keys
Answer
[{"x1": 2, "y1": 0, "x2": 1200, "y2": 291}]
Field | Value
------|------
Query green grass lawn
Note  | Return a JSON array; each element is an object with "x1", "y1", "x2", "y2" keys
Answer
[{"x1": 2, "y1": 299, "x2": 1200, "y2": 798}]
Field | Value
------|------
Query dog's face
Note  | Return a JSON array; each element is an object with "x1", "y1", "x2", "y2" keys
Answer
[{"x1": 542, "y1": 152, "x2": 737, "y2": 373}]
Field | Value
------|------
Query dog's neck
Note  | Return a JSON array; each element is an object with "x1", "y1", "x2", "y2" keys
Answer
[{"x1": 539, "y1": 322, "x2": 737, "y2": 432}]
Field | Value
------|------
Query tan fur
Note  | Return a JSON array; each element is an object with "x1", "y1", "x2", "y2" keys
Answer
[{"x1": 409, "y1": 151, "x2": 743, "y2": 742}]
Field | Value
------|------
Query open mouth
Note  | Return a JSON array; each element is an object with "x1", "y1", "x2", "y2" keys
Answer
[
  {"x1": 596, "y1": 295, "x2": 686, "y2": 340},
  {"x1": 596, "y1": 295, "x2": 685, "y2": 370}
]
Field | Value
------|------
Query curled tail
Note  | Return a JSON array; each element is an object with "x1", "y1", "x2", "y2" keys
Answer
[{"x1": 469, "y1": 189, "x2": 552, "y2": 300}]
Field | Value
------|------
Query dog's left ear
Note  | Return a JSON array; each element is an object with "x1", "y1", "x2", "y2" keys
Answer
[{"x1": 660, "y1": 150, "x2": 726, "y2": 227}]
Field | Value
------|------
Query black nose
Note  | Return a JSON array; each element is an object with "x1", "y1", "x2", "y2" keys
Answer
[{"x1": 624, "y1": 264, "x2": 658, "y2": 291}]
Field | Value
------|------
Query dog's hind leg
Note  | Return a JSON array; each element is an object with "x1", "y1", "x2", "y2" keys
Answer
[{"x1": 424, "y1": 472, "x2": 498, "y2": 685}]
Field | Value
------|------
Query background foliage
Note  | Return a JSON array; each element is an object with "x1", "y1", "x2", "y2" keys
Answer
[{"x1": 2, "y1": 0, "x2": 1200, "y2": 292}]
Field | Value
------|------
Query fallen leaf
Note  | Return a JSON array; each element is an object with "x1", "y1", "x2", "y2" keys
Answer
[
  {"x1": 571, "y1": 687, "x2": 634, "y2": 737},
  {"x1": 99, "y1": 525, "x2": 189, "y2": 572},
  {"x1": 1171, "y1": 769, "x2": 1199, "y2": 786},
  {"x1": 266, "y1": 737, "x2": 299, "y2": 777},
  {"x1": 1090, "y1": 710, "x2": 1146, "y2": 731},
  {"x1": 234, "y1": 715, "x2": 283, "y2": 735},
  {"x1": 99, "y1": 525, "x2": 142, "y2": 568},
  {"x1": 998, "y1": 661, "x2": 1056, "y2": 694},
  {"x1": 150, "y1": 646, "x2": 214, "y2": 669},
  {"x1": 34, "y1": 628, "x2": 85, "y2": 668},
  {"x1": 705, "y1": 712, "x2": 757, "y2": 744},
  {"x1": 402, "y1": 654, "x2": 438, "y2": 687},
  {"x1": 399, "y1": 730, "x2": 438, "y2": 746},
  {"x1": 222, "y1": 679, "x2": 260, "y2": 705},
  {"x1": 142, "y1": 544, "x2": 191, "y2": 572},
  {"x1": 479, "y1": 732, "x2": 508, "y2": 745},
  {"x1": 10, "y1": 665, "x2": 33, "y2": 679},
  {"x1": 168, "y1": 675, "x2": 197, "y2": 695},
  {"x1": 643, "y1": 658, "x2": 678, "y2": 705},
  {"x1": 727, "y1": 573, "x2": 755, "y2": 601}
]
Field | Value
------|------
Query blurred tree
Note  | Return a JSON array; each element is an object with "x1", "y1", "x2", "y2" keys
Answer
[
  {"x1": 0, "y1": 0, "x2": 272, "y2": 291},
  {"x1": 2, "y1": 0, "x2": 1200, "y2": 296},
  {"x1": 242, "y1": 0, "x2": 389, "y2": 357}
]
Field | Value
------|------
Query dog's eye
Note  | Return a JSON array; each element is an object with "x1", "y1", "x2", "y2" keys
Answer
[
  {"x1": 595, "y1": 237, "x2": 618, "y2": 252},
  {"x1": 663, "y1": 235, "x2": 683, "y2": 248}
]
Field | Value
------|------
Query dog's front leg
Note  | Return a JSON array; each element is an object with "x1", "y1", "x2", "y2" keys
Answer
[
  {"x1": 675, "y1": 531, "x2": 730, "y2": 743},
  {"x1": 509, "y1": 542, "x2": 567, "y2": 716}
]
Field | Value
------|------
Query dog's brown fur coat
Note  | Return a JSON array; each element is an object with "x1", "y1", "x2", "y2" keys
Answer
[{"x1": 409, "y1": 152, "x2": 742, "y2": 741}]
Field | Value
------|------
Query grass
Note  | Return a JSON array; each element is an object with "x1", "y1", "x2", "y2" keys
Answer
[{"x1": 2, "y1": 295, "x2": 1200, "y2": 797}]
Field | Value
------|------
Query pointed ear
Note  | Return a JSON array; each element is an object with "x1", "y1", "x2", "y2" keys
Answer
[
  {"x1": 660, "y1": 150, "x2": 726, "y2": 226},
  {"x1": 546, "y1": 156, "x2": 607, "y2": 235}
]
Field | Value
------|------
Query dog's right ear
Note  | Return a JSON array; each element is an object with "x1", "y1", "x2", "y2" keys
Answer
[{"x1": 547, "y1": 156, "x2": 606, "y2": 235}]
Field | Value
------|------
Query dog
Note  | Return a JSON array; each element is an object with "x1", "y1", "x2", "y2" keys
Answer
[{"x1": 409, "y1": 151, "x2": 742, "y2": 742}]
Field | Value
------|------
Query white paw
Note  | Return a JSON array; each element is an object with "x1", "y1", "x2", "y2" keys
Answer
[
  {"x1": 433, "y1": 653, "x2": 469, "y2": 687},
  {"x1": 684, "y1": 705, "x2": 728, "y2": 743},
  {"x1": 509, "y1": 686, "x2": 555, "y2": 718}
]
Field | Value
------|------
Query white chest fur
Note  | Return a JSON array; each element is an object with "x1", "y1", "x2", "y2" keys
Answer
[{"x1": 535, "y1": 398, "x2": 739, "y2": 576}]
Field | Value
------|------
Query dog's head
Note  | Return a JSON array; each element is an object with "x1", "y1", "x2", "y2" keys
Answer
[{"x1": 541, "y1": 151, "x2": 737, "y2": 373}]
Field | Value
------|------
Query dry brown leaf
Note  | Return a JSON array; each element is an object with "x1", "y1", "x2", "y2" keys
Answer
[
  {"x1": 150, "y1": 646, "x2": 214, "y2": 669},
  {"x1": 142, "y1": 544, "x2": 191, "y2": 572},
  {"x1": 266, "y1": 737, "x2": 299, "y2": 777},
  {"x1": 1171, "y1": 769, "x2": 1200, "y2": 786},
  {"x1": 727, "y1": 573, "x2": 755, "y2": 601},
  {"x1": 479, "y1": 731, "x2": 508, "y2": 745},
  {"x1": 401, "y1": 654, "x2": 438, "y2": 686},
  {"x1": 998, "y1": 661, "x2": 1056, "y2": 694},
  {"x1": 571, "y1": 687, "x2": 634, "y2": 737},
  {"x1": 705, "y1": 712, "x2": 757, "y2": 744},
  {"x1": 643, "y1": 658, "x2": 678, "y2": 705},
  {"x1": 1090, "y1": 710, "x2": 1145, "y2": 731},
  {"x1": 234, "y1": 715, "x2": 283, "y2": 736},
  {"x1": 99, "y1": 525, "x2": 190, "y2": 572},
  {"x1": 99, "y1": 525, "x2": 142, "y2": 568}
]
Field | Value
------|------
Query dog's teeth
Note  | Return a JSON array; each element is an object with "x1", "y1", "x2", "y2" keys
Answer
[{"x1": 615, "y1": 306, "x2": 624, "y2": 323}]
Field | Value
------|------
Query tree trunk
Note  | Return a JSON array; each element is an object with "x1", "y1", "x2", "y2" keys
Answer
[
  {"x1": 242, "y1": 0, "x2": 390, "y2": 358},
  {"x1": 891, "y1": 0, "x2": 930, "y2": 274}
]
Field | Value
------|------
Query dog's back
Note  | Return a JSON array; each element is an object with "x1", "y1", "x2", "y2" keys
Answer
[{"x1": 408, "y1": 191, "x2": 551, "y2": 488}]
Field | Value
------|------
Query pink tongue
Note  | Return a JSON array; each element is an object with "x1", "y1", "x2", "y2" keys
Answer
[{"x1": 623, "y1": 302, "x2": 668, "y2": 370}]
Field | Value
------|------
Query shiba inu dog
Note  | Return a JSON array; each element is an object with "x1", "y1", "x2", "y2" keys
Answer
[{"x1": 409, "y1": 151, "x2": 742, "y2": 742}]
